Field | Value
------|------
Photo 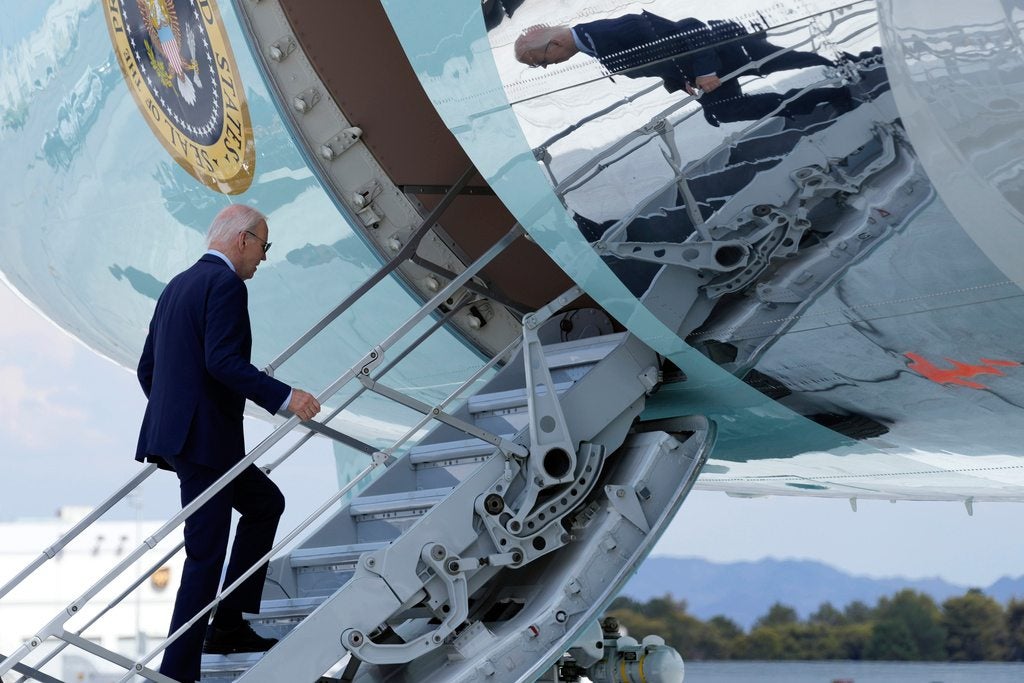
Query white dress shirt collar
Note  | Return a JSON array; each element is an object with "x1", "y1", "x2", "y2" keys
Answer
[{"x1": 205, "y1": 249, "x2": 236, "y2": 273}]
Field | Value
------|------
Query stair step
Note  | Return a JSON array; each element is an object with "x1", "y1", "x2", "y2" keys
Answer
[
  {"x1": 290, "y1": 540, "x2": 387, "y2": 570},
  {"x1": 233, "y1": 332, "x2": 660, "y2": 682},
  {"x1": 540, "y1": 332, "x2": 627, "y2": 369},
  {"x1": 201, "y1": 651, "x2": 266, "y2": 680},
  {"x1": 251, "y1": 596, "x2": 323, "y2": 622},
  {"x1": 349, "y1": 486, "x2": 454, "y2": 519},
  {"x1": 248, "y1": 596, "x2": 331, "y2": 636},
  {"x1": 408, "y1": 436, "x2": 510, "y2": 467},
  {"x1": 200, "y1": 615, "x2": 281, "y2": 678},
  {"x1": 464, "y1": 334, "x2": 628, "y2": 417},
  {"x1": 468, "y1": 382, "x2": 572, "y2": 415}
]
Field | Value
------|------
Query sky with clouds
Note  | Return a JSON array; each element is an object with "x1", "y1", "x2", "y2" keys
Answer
[
  {"x1": 1, "y1": 281, "x2": 1023, "y2": 589},
  {"x1": 0, "y1": 281, "x2": 341, "y2": 535}
]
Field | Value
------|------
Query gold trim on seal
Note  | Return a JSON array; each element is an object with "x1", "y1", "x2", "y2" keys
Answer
[{"x1": 103, "y1": 0, "x2": 255, "y2": 194}]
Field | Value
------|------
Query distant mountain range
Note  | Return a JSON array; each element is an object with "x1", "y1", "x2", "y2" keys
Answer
[{"x1": 619, "y1": 557, "x2": 1024, "y2": 629}]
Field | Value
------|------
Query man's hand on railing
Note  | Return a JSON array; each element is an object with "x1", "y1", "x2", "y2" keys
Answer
[
  {"x1": 289, "y1": 389, "x2": 321, "y2": 421},
  {"x1": 690, "y1": 74, "x2": 722, "y2": 96}
]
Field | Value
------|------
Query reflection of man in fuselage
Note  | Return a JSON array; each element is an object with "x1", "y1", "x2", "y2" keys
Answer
[{"x1": 514, "y1": 11, "x2": 851, "y2": 126}]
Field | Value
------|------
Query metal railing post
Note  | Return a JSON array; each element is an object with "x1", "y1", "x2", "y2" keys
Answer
[
  {"x1": 0, "y1": 224, "x2": 524, "y2": 680},
  {"x1": 117, "y1": 461, "x2": 381, "y2": 683},
  {"x1": 0, "y1": 465, "x2": 158, "y2": 603}
]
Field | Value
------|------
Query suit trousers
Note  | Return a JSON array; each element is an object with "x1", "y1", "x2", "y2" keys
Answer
[
  {"x1": 739, "y1": 35, "x2": 833, "y2": 75},
  {"x1": 701, "y1": 79, "x2": 850, "y2": 125},
  {"x1": 159, "y1": 461, "x2": 285, "y2": 682}
]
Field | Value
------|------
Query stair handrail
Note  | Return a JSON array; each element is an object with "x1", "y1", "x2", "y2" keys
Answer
[
  {"x1": 0, "y1": 223, "x2": 525, "y2": 680},
  {"x1": 117, "y1": 306, "x2": 533, "y2": 681},
  {"x1": 547, "y1": 53, "x2": 799, "y2": 198},
  {"x1": 584, "y1": 25, "x2": 887, "y2": 246},
  {"x1": 372, "y1": 326, "x2": 526, "y2": 459},
  {"x1": 528, "y1": 0, "x2": 872, "y2": 156},
  {"x1": 11, "y1": 295, "x2": 483, "y2": 683},
  {"x1": 261, "y1": 293, "x2": 479, "y2": 473},
  {"x1": 508, "y1": 0, "x2": 874, "y2": 107},
  {"x1": 11, "y1": 541, "x2": 184, "y2": 683},
  {"x1": 264, "y1": 164, "x2": 478, "y2": 374},
  {"x1": 595, "y1": 71, "x2": 852, "y2": 248},
  {"x1": 541, "y1": 9, "x2": 878, "y2": 200},
  {"x1": 0, "y1": 465, "x2": 157, "y2": 603},
  {"x1": 0, "y1": 163, "x2": 481, "y2": 612},
  {"x1": 115, "y1": 459, "x2": 380, "y2": 683}
]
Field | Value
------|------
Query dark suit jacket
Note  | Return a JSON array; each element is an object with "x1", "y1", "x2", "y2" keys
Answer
[
  {"x1": 136, "y1": 254, "x2": 290, "y2": 471},
  {"x1": 573, "y1": 12, "x2": 753, "y2": 93}
]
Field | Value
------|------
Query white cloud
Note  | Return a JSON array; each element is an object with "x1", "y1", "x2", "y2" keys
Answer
[
  {"x1": 0, "y1": 284, "x2": 76, "y2": 367},
  {"x1": 0, "y1": 364, "x2": 94, "y2": 449},
  {"x1": 0, "y1": 284, "x2": 115, "y2": 450}
]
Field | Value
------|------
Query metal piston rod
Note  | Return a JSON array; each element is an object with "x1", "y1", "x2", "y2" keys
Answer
[
  {"x1": 11, "y1": 298, "x2": 484, "y2": 683},
  {"x1": 0, "y1": 223, "x2": 525, "y2": 682}
]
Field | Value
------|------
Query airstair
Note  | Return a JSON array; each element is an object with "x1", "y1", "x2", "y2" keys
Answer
[
  {"x1": 0, "y1": 6, "x2": 931, "y2": 682},
  {"x1": 0, "y1": 213, "x2": 712, "y2": 683},
  {"x1": 208, "y1": 330, "x2": 711, "y2": 683},
  {"x1": 553, "y1": 47, "x2": 931, "y2": 376}
]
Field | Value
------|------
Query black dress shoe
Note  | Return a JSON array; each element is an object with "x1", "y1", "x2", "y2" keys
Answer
[{"x1": 203, "y1": 621, "x2": 278, "y2": 654}]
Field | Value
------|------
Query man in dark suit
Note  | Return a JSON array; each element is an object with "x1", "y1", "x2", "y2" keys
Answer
[
  {"x1": 514, "y1": 11, "x2": 851, "y2": 126},
  {"x1": 136, "y1": 204, "x2": 321, "y2": 682}
]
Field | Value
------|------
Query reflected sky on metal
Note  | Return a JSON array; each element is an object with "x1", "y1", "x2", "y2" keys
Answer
[
  {"x1": 379, "y1": 0, "x2": 852, "y2": 460},
  {"x1": 375, "y1": 0, "x2": 1024, "y2": 503},
  {"x1": 7, "y1": 0, "x2": 1024, "y2": 500},
  {"x1": 0, "y1": 0, "x2": 486, "y2": 446},
  {"x1": 880, "y1": 0, "x2": 1024, "y2": 287}
]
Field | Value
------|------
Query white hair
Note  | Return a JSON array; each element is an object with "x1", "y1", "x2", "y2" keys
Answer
[
  {"x1": 206, "y1": 204, "x2": 267, "y2": 247},
  {"x1": 515, "y1": 24, "x2": 560, "y2": 62}
]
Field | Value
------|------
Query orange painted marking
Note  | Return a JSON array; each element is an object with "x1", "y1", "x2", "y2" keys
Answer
[{"x1": 905, "y1": 353, "x2": 1021, "y2": 389}]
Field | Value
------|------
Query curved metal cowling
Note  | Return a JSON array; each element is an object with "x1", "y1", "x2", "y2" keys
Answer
[
  {"x1": 4, "y1": 0, "x2": 1024, "y2": 498},
  {"x1": 367, "y1": 0, "x2": 1024, "y2": 503},
  {"x1": 0, "y1": 0, "x2": 497, "y2": 449}
]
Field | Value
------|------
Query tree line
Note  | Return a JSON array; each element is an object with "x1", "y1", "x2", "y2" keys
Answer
[{"x1": 608, "y1": 589, "x2": 1024, "y2": 661}]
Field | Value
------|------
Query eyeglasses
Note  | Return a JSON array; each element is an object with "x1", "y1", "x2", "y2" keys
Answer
[{"x1": 244, "y1": 230, "x2": 272, "y2": 254}]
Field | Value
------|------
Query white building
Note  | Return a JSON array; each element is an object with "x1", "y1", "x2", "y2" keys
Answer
[{"x1": 0, "y1": 507, "x2": 184, "y2": 682}]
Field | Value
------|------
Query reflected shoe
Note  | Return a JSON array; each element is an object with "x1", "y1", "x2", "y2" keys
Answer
[{"x1": 203, "y1": 621, "x2": 278, "y2": 654}]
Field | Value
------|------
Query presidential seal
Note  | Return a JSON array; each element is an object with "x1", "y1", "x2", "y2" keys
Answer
[{"x1": 104, "y1": 0, "x2": 255, "y2": 194}]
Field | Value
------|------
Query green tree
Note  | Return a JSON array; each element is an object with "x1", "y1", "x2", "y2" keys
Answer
[
  {"x1": 755, "y1": 603, "x2": 799, "y2": 629},
  {"x1": 609, "y1": 595, "x2": 706, "y2": 660},
  {"x1": 866, "y1": 619, "x2": 919, "y2": 660},
  {"x1": 781, "y1": 623, "x2": 846, "y2": 660},
  {"x1": 603, "y1": 587, "x2": 1024, "y2": 663},
  {"x1": 642, "y1": 595, "x2": 688, "y2": 621},
  {"x1": 810, "y1": 602, "x2": 846, "y2": 627},
  {"x1": 608, "y1": 596, "x2": 642, "y2": 612},
  {"x1": 843, "y1": 600, "x2": 875, "y2": 624},
  {"x1": 1006, "y1": 598, "x2": 1024, "y2": 661},
  {"x1": 865, "y1": 590, "x2": 946, "y2": 660},
  {"x1": 607, "y1": 596, "x2": 665, "y2": 643},
  {"x1": 942, "y1": 589, "x2": 1008, "y2": 661},
  {"x1": 691, "y1": 616, "x2": 743, "y2": 660},
  {"x1": 688, "y1": 620, "x2": 731, "y2": 659},
  {"x1": 707, "y1": 615, "x2": 743, "y2": 641},
  {"x1": 834, "y1": 622, "x2": 873, "y2": 660},
  {"x1": 738, "y1": 626, "x2": 786, "y2": 659}
]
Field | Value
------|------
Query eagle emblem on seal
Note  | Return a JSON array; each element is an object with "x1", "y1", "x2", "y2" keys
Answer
[
  {"x1": 136, "y1": 0, "x2": 203, "y2": 105},
  {"x1": 104, "y1": 0, "x2": 256, "y2": 193}
]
